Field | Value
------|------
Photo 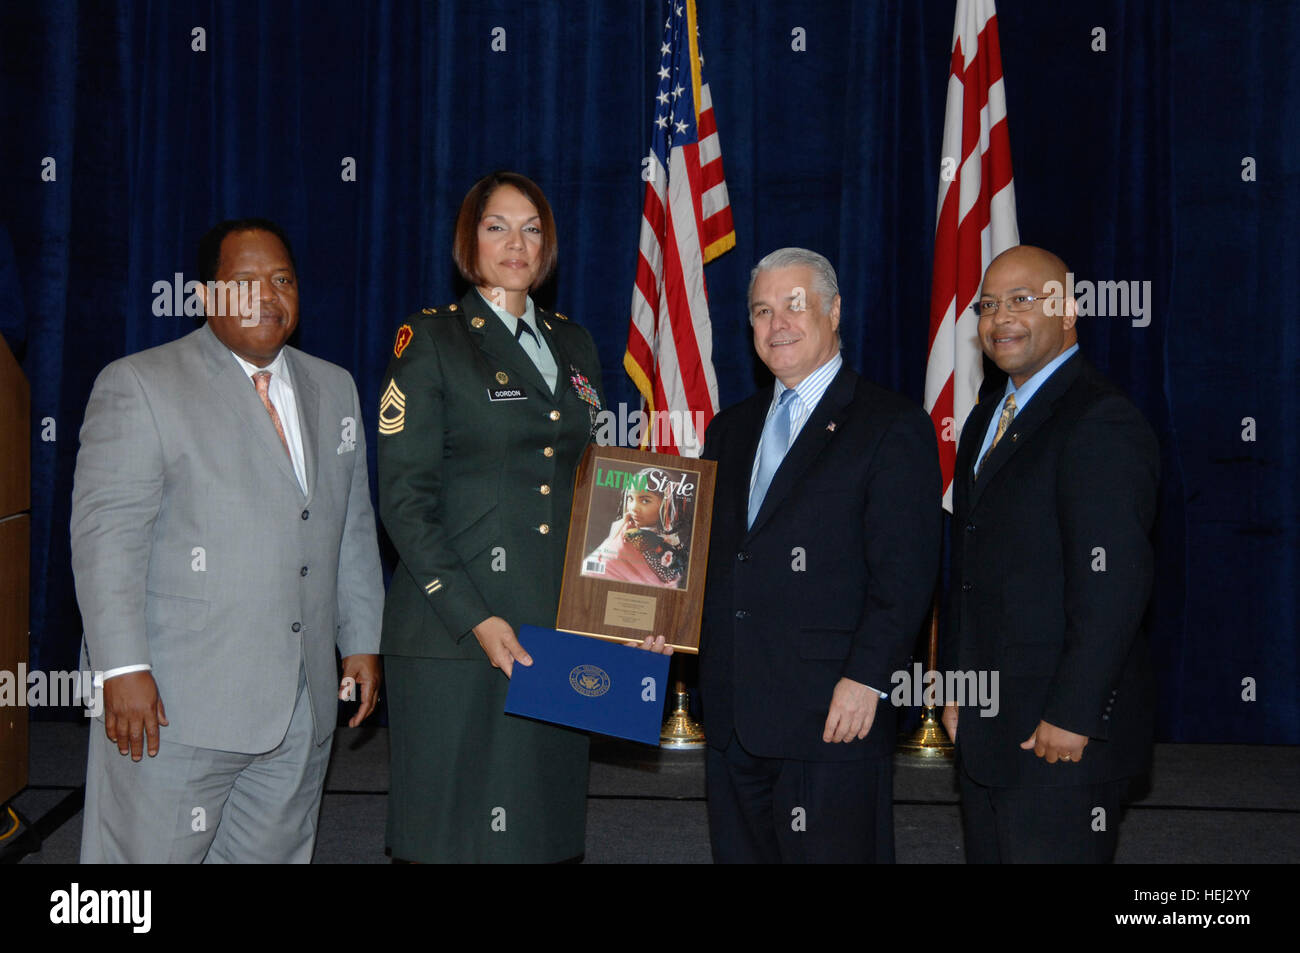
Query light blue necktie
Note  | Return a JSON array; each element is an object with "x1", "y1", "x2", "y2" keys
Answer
[{"x1": 748, "y1": 388, "x2": 797, "y2": 528}]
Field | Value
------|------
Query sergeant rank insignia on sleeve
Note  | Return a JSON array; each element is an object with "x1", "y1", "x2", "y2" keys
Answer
[
  {"x1": 378, "y1": 379, "x2": 407, "y2": 435},
  {"x1": 393, "y1": 324, "x2": 413, "y2": 358}
]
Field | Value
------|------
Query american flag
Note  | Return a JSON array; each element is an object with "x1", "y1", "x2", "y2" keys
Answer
[
  {"x1": 924, "y1": 0, "x2": 1019, "y2": 510},
  {"x1": 625, "y1": 0, "x2": 734, "y2": 457}
]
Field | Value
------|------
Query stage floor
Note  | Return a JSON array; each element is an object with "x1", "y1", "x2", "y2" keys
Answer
[{"x1": 11, "y1": 723, "x2": 1298, "y2": 863}]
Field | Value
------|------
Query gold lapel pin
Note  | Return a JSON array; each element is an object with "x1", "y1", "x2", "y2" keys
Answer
[
  {"x1": 496, "y1": 371, "x2": 509, "y2": 385},
  {"x1": 471, "y1": 316, "x2": 486, "y2": 329}
]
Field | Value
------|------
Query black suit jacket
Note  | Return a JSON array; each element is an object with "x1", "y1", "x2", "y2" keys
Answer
[
  {"x1": 700, "y1": 365, "x2": 941, "y2": 762},
  {"x1": 945, "y1": 353, "x2": 1160, "y2": 787}
]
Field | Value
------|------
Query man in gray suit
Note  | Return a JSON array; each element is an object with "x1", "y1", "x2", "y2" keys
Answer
[{"x1": 71, "y1": 219, "x2": 384, "y2": 863}]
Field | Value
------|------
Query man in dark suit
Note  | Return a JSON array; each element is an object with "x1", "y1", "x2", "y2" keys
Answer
[
  {"x1": 700, "y1": 248, "x2": 941, "y2": 863},
  {"x1": 942, "y1": 244, "x2": 1159, "y2": 863}
]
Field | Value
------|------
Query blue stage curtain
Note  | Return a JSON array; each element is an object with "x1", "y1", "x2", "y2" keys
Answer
[{"x1": 1, "y1": 0, "x2": 1295, "y2": 741}]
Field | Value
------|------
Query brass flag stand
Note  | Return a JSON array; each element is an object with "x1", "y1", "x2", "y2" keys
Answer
[
  {"x1": 660, "y1": 657, "x2": 705, "y2": 749},
  {"x1": 896, "y1": 595, "x2": 953, "y2": 761}
]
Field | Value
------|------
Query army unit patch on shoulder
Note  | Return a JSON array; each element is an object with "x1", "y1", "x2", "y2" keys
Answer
[
  {"x1": 394, "y1": 324, "x2": 413, "y2": 358},
  {"x1": 378, "y1": 378, "x2": 407, "y2": 435}
]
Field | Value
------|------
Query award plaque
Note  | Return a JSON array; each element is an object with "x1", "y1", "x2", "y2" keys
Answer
[{"x1": 556, "y1": 445, "x2": 716, "y2": 653}]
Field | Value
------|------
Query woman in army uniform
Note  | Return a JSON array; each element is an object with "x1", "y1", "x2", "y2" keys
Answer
[{"x1": 377, "y1": 172, "x2": 664, "y2": 863}]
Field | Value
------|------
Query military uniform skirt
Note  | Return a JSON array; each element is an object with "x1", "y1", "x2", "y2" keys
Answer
[{"x1": 385, "y1": 654, "x2": 590, "y2": 863}]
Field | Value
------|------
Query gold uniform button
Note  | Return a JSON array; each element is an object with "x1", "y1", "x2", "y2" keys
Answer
[
  {"x1": 539, "y1": 523, "x2": 550, "y2": 535},
  {"x1": 449, "y1": 303, "x2": 459, "y2": 311},
  {"x1": 549, "y1": 410, "x2": 561, "y2": 421},
  {"x1": 543, "y1": 446, "x2": 554, "y2": 457},
  {"x1": 539, "y1": 484, "x2": 551, "y2": 495}
]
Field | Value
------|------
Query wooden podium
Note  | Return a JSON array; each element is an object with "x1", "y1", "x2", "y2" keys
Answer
[{"x1": 0, "y1": 332, "x2": 30, "y2": 806}]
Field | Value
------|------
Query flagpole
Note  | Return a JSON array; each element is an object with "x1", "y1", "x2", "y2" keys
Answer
[
  {"x1": 896, "y1": 591, "x2": 953, "y2": 760},
  {"x1": 623, "y1": 0, "x2": 733, "y2": 748},
  {"x1": 908, "y1": 0, "x2": 1018, "y2": 760}
]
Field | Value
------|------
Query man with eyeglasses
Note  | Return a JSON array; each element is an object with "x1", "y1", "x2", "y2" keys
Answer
[{"x1": 941, "y1": 244, "x2": 1159, "y2": 863}]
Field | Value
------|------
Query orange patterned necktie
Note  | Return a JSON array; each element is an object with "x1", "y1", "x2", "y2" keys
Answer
[
  {"x1": 977, "y1": 393, "x2": 1017, "y2": 476},
  {"x1": 252, "y1": 370, "x2": 291, "y2": 458}
]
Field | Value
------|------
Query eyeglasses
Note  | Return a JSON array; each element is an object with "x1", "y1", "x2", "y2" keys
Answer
[{"x1": 970, "y1": 294, "x2": 1062, "y2": 317}]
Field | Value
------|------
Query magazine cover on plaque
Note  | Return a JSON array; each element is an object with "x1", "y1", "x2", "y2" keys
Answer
[
  {"x1": 557, "y1": 445, "x2": 716, "y2": 653},
  {"x1": 579, "y1": 460, "x2": 698, "y2": 592}
]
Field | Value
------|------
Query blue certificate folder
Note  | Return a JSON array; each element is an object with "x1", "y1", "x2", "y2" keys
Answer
[{"x1": 505, "y1": 625, "x2": 670, "y2": 746}]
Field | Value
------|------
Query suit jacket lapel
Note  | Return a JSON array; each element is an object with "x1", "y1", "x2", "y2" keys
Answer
[
  {"x1": 196, "y1": 323, "x2": 305, "y2": 495},
  {"x1": 746, "y1": 366, "x2": 856, "y2": 538},
  {"x1": 286, "y1": 349, "x2": 319, "y2": 503},
  {"x1": 722, "y1": 392, "x2": 770, "y2": 531},
  {"x1": 462, "y1": 290, "x2": 552, "y2": 399},
  {"x1": 957, "y1": 394, "x2": 997, "y2": 509},
  {"x1": 970, "y1": 353, "x2": 1084, "y2": 510}
]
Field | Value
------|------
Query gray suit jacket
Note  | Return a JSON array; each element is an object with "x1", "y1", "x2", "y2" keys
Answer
[{"x1": 71, "y1": 323, "x2": 384, "y2": 752}]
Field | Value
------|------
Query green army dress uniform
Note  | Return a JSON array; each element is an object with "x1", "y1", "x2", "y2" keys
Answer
[{"x1": 378, "y1": 287, "x2": 605, "y2": 863}]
